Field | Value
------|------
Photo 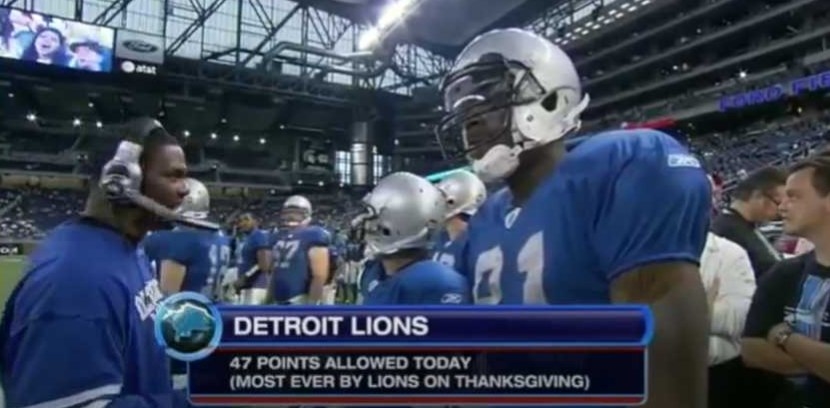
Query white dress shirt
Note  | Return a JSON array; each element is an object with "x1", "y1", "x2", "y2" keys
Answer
[{"x1": 700, "y1": 232, "x2": 758, "y2": 365}]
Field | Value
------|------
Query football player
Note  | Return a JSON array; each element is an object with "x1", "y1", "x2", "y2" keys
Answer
[
  {"x1": 266, "y1": 195, "x2": 331, "y2": 305},
  {"x1": 354, "y1": 172, "x2": 471, "y2": 305},
  {"x1": 432, "y1": 169, "x2": 486, "y2": 270},
  {"x1": 143, "y1": 178, "x2": 231, "y2": 298},
  {"x1": 233, "y1": 212, "x2": 272, "y2": 304},
  {"x1": 0, "y1": 118, "x2": 201, "y2": 407},
  {"x1": 436, "y1": 29, "x2": 711, "y2": 407},
  {"x1": 141, "y1": 229, "x2": 168, "y2": 277}
]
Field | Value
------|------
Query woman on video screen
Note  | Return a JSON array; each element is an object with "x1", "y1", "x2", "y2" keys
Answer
[{"x1": 21, "y1": 26, "x2": 70, "y2": 66}]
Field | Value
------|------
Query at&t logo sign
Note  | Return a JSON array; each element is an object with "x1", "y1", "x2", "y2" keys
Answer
[{"x1": 121, "y1": 60, "x2": 158, "y2": 75}]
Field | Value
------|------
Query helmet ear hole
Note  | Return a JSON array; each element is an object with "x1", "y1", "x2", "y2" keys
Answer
[
  {"x1": 381, "y1": 227, "x2": 392, "y2": 236},
  {"x1": 541, "y1": 92, "x2": 559, "y2": 112}
]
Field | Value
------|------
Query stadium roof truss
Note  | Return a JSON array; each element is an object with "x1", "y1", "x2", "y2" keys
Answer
[{"x1": 1, "y1": 0, "x2": 452, "y2": 99}]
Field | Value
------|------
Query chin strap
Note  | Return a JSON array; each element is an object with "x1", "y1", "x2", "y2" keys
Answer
[{"x1": 472, "y1": 144, "x2": 522, "y2": 183}]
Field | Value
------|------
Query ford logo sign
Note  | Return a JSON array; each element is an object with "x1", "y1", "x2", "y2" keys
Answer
[{"x1": 123, "y1": 39, "x2": 158, "y2": 53}]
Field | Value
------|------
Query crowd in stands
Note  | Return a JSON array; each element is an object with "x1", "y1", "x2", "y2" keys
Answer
[
  {"x1": 0, "y1": 187, "x2": 364, "y2": 240},
  {"x1": 0, "y1": 112, "x2": 828, "y2": 241}
]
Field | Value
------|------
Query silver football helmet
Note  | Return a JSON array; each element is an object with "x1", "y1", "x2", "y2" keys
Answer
[
  {"x1": 176, "y1": 178, "x2": 210, "y2": 220},
  {"x1": 436, "y1": 170, "x2": 487, "y2": 220},
  {"x1": 436, "y1": 28, "x2": 590, "y2": 182},
  {"x1": 281, "y1": 195, "x2": 312, "y2": 227},
  {"x1": 351, "y1": 172, "x2": 447, "y2": 257}
]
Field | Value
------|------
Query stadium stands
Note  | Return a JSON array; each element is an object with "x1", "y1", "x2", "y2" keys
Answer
[{"x1": 0, "y1": 111, "x2": 826, "y2": 239}]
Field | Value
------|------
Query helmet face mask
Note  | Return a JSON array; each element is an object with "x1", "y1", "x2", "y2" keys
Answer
[
  {"x1": 436, "y1": 29, "x2": 590, "y2": 182},
  {"x1": 280, "y1": 207, "x2": 309, "y2": 227},
  {"x1": 437, "y1": 57, "x2": 548, "y2": 162}
]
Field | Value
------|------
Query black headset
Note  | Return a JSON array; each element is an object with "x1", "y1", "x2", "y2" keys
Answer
[{"x1": 98, "y1": 117, "x2": 219, "y2": 231}]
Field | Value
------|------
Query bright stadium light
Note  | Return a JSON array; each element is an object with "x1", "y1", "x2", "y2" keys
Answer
[
  {"x1": 210, "y1": 132, "x2": 217, "y2": 139},
  {"x1": 358, "y1": 27, "x2": 381, "y2": 50},
  {"x1": 72, "y1": 118, "x2": 81, "y2": 127},
  {"x1": 359, "y1": 0, "x2": 418, "y2": 50},
  {"x1": 377, "y1": 0, "x2": 415, "y2": 29},
  {"x1": 95, "y1": 121, "x2": 103, "y2": 128},
  {"x1": 233, "y1": 134, "x2": 240, "y2": 142},
  {"x1": 26, "y1": 112, "x2": 36, "y2": 122}
]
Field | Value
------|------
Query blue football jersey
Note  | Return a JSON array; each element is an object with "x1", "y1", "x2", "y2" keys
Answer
[
  {"x1": 141, "y1": 229, "x2": 174, "y2": 277},
  {"x1": 236, "y1": 229, "x2": 271, "y2": 288},
  {"x1": 462, "y1": 129, "x2": 710, "y2": 305},
  {"x1": 269, "y1": 226, "x2": 330, "y2": 303},
  {"x1": 359, "y1": 259, "x2": 471, "y2": 305},
  {"x1": 161, "y1": 228, "x2": 231, "y2": 297},
  {"x1": 432, "y1": 229, "x2": 470, "y2": 274},
  {"x1": 0, "y1": 218, "x2": 187, "y2": 407}
]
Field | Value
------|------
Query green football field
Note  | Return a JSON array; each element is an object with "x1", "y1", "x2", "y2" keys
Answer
[{"x1": 0, "y1": 256, "x2": 25, "y2": 314}]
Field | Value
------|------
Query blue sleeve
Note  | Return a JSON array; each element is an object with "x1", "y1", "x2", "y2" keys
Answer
[
  {"x1": 452, "y1": 232, "x2": 470, "y2": 276},
  {"x1": 250, "y1": 230, "x2": 270, "y2": 251},
  {"x1": 141, "y1": 233, "x2": 162, "y2": 260},
  {"x1": 5, "y1": 318, "x2": 187, "y2": 408},
  {"x1": 163, "y1": 233, "x2": 195, "y2": 265},
  {"x1": 358, "y1": 261, "x2": 375, "y2": 299},
  {"x1": 592, "y1": 147, "x2": 711, "y2": 280},
  {"x1": 308, "y1": 228, "x2": 331, "y2": 248},
  {"x1": 2, "y1": 264, "x2": 187, "y2": 407}
]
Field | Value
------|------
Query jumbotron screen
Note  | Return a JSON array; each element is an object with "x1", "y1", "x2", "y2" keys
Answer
[{"x1": 0, "y1": 6, "x2": 115, "y2": 72}]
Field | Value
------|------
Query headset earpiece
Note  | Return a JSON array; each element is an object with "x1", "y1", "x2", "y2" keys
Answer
[{"x1": 98, "y1": 117, "x2": 165, "y2": 204}]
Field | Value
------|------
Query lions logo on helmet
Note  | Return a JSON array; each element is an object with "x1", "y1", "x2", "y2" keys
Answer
[
  {"x1": 281, "y1": 195, "x2": 312, "y2": 228},
  {"x1": 435, "y1": 170, "x2": 487, "y2": 220},
  {"x1": 435, "y1": 29, "x2": 590, "y2": 183},
  {"x1": 352, "y1": 172, "x2": 447, "y2": 257}
]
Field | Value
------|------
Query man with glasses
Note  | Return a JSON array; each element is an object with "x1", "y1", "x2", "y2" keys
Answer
[{"x1": 712, "y1": 166, "x2": 787, "y2": 279}]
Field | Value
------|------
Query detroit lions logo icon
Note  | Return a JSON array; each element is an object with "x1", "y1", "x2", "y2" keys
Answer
[{"x1": 154, "y1": 292, "x2": 223, "y2": 361}]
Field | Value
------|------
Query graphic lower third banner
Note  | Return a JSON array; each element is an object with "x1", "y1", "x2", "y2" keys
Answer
[
  {"x1": 154, "y1": 295, "x2": 652, "y2": 406},
  {"x1": 188, "y1": 347, "x2": 646, "y2": 405}
]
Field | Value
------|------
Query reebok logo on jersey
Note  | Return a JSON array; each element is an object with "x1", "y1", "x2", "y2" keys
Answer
[
  {"x1": 505, "y1": 208, "x2": 521, "y2": 229},
  {"x1": 440, "y1": 293, "x2": 463, "y2": 304},
  {"x1": 367, "y1": 280, "x2": 379, "y2": 292},
  {"x1": 667, "y1": 154, "x2": 701, "y2": 168}
]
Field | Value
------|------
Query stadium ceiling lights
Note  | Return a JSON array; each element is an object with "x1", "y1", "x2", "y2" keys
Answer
[
  {"x1": 555, "y1": 0, "x2": 654, "y2": 46},
  {"x1": 358, "y1": 0, "x2": 419, "y2": 50}
]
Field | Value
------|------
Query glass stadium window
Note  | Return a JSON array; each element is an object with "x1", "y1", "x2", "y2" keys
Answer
[
  {"x1": 336, "y1": 150, "x2": 351, "y2": 185},
  {"x1": 373, "y1": 154, "x2": 390, "y2": 184}
]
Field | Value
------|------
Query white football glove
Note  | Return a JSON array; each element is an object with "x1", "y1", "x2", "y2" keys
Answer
[{"x1": 220, "y1": 267, "x2": 239, "y2": 303}]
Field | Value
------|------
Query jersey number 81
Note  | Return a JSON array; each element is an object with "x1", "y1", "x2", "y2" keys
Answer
[{"x1": 473, "y1": 231, "x2": 546, "y2": 304}]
